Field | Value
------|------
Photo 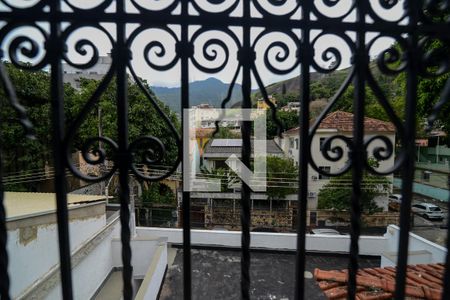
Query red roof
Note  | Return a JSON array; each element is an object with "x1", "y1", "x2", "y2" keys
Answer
[
  {"x1": 314, "y1": 263, "x2": 444, "y2": 300},
  {"x1": 283, "y1": 111, "x2": 395, "y2": 134},
  {"x1": 318, "y1": 111, "x2": 395, "y2": 132}
]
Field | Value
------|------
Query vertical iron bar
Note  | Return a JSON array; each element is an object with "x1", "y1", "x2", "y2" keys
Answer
[
  {"x1": 442, "y1": 173, "x2": 450, "y2": 300},
  {"x1": 49, "y1": 1, "x2": 73, "y2": 299},
  {"x1": 180, "y1": 0, "x2": 192, "y2": 299},
  {"x1": 240, "y1": 0, "x2": 252, "y2": 298},
  {"x1": 0, "y1": 148, "x2": 10, "y2": 300},
  {"x1": 116, "y1": 0, "x2": 133, "y2": 299},
  {"x1": 347, "y1": 2, "x2": 366, "y2": 298},
  {"x1": 295, "y1": 1, "x2": 311, "y2": 299},
  {"x1": 394, "y1": 1, "x2": 418, "y2": 299}
]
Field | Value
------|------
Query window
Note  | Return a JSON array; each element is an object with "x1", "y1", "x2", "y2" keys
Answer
[
  {"x1": 289, "y1": 138, "x2": 294, "y2": 148},
  {"x1": 295, "y1": 138, "x2": 299, "y2": 150},
  {"x1": 422, "y1": 171, "x2": 432, "y2": 182},
  {"x1": 430, "y1": 207, "x2": 441, "y2": 212},
  {"x1": 320, "y1": 137, "x2": 330, "y2": 151},
  {"x1": 318, "y1": 166, "x2": 331, "y2": 180}
]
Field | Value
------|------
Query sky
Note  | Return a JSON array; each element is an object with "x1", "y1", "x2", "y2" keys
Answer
[{"x1": 1, "y1": 0, "x2": 407, "y2": 88}]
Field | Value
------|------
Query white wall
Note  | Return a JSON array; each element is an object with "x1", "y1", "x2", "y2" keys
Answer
[
  {"x1": 111, "y1": 237, "x2": 166, "y2": 279},
  {"x1": 63, "y1": 55, "x2": 111, "y2": 74},
  {"x1": 308, "y1": 131, "x2": 396, "y2": 209},
  {"x1": 47, "y1": 221, "x2": 120, "y2": 300},
  {"x1": 278, "y1": 130, "x2": 396, "y2": 209},
  {"x1": 136, "y1": 227, "x2": 386, "y2": 256},
  {"x1": 383, "y1": 225, "x2": 447, "y2": 265},
  {"x1": 135, "y1": 245, "x2": 168, "y2": 300},
  {"x1": 8, "y1": 210, "x2": 105, "y2": 299},
  {"x1": 46, "y1": 224, "x2": 167, "y2": 300},
  {"x1": 9, "y1": 204, "x2": 169, "y2": 300}
]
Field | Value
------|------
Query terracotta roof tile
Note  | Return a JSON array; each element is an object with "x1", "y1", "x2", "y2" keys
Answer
[
  {"x1": 284, "y1": 111, "x2": 395, "y2": 134},
  {"x1": 317, "y1": 111, "x2": 395, "y2": 132},
  {"x1": 355, "y1": 291, "x2": 392, "y2": 300},
  {"x1": 314, "y1": 263, "x2": 444, "y2": 300}
]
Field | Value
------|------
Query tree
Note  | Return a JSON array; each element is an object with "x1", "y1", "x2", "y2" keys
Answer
[
  {"x1": 273, "y1": 92, "x2": 299, "y2": 108},
  {"x1": 0, "y1": 63, "x2": 78, "y2": 190},
  {"x1": 317, "y1": 164, "x2": 390, "y2": 213},
  {"x1": 310, "y1": 99, "x2": 328, "y2": 119},
  {"x1": 199, "y1": 156, "x2": 297, "y2": 198},
  {"x1": 260, "y1": 110, "x2": 298, "y2": 138},
  {"x1": 66, "y1": 76, "x2": 180, "y2": 164},
  {"x1": 0, "y1": 62, "x2": 180, "y2": 191},
  {"x1": 212, "y1": 127, "x2": 240, "y2": 139},
  {"x1": 266, "y1": 156, "x2": 298, "y2": 199},
  {"x1": 415, "y1": 39, "x2": 450, "y2": 136},
  {"x1": 141, "y1": 182, "x2": 175, "y2": 206},
  {"x1": 199, "y1": 166, "x2": 238, "y2": 192}
]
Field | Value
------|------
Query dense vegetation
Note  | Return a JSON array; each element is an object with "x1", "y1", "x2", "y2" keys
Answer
[
  {"x1": 200, "y1": 156, "x2": 298, "y2": 199},
  {"x1": 265, "y1": 55, "x2": 449, "y2": 141},
  {"x1": 317, "y1": 162, "x2": 390, "y2": 214},
  {"x1": 0, "y1": 62, "x2": 179, "y2": 191}
]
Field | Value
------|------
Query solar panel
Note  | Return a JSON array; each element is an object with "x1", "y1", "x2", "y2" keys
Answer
[
  {"x1": 227, "y1": 139, "x2": 242, "y2": 147},
  {"x1": 211, "y1": 139, "x2": 242, "y2": 147}
]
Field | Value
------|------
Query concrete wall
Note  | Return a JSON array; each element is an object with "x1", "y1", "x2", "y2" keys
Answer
[
  {"x1": 383, "y1": 225, "x2": 447, "y2": 266},
  {"x1": 135, "y1": 245, "x2": 168, "y2": 300},
  {"x1": 136, "y1": 227, "x2": 386, "y2": 256},
  {"x1": 7, "y1": 202, "x2": 106, "y2": 299},
  {"x1": 46, "y1": 219, "x2": 120, "y2": 300},
  {"x1": 8, "y1": 200, "x2": 170, "y2": 300},
  {"x1": 111, "y1": 236, "x2": 167, "y2": 279},
  {"x1": 44, "y1": 222, "x2": 166, "y2": 300}
]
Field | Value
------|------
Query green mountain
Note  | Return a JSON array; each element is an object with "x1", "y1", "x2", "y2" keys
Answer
[
  {"x1": 256, "y1": 67, "x2": 351, "y2": 100},
  {"x1": 151, "y1": 78, "x2": 243, "y2": 113},
  {"x1": 153, "y1": 62, "x2": 400, "y2": 118},
  {"x1": 259, "y1": 62, "x2": 398, "y2": 101},
  {"x1": 259, "y1": 62, "x2": 403, "y2": 123}
]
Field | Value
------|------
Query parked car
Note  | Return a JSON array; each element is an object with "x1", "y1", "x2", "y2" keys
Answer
[
  {"x1": 412, "y1": 203, "x2": 444, "y2": 220},
  {"x1": 310, "y1": 228, "x2": 341, "y2": 235},
  {"x1": 388, "y1": 194, "x2": 402, "y2": 203}
]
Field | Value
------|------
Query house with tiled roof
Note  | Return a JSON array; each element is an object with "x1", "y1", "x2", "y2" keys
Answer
[{"x1": 275, "y1": 111, "x2": 396, "y2": 211}]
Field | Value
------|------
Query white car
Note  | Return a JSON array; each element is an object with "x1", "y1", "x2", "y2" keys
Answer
[
  {"x1": 412, "y1": 203, "x2": 444, "y2": 220},
  {"x1": 310, "y1": 228, "x2": 342, "y2": 235},
  {"x1": 389, "y1": 194, "x2": 402, "y2": 203}
]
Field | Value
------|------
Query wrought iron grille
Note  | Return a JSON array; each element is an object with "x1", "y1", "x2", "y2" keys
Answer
[{"x1": 0, "y1": 1, "x2": 449, "y2": 300}]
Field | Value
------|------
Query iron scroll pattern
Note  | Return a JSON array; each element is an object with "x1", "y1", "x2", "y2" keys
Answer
[{"x1": 0, "y1": 1, "x2": 449, "y2": 300}]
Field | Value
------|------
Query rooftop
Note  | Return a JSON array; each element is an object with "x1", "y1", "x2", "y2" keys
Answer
[
  {"x1": 318, "y1": 111, "x2": 395, "y2": 132},
  {"x1": 314, "y1": 263, "x2": 445, "y2": 300},
  {"x1": 4, "y1": 192, "x2": 107, "y2": 220},
  {"x1": 160, "y1": 248, "x2": 380, "y2": 300},
  {"x1": 284, "y1": 111, "x2": 395, "y2": 135}
]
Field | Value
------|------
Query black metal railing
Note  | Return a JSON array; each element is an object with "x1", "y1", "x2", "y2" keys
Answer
[{"x1": 0, "y1": 1, "x2": 449, "y2": 300}]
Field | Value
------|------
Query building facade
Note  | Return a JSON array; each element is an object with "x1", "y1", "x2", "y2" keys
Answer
[{"x1": 276, "y1": 111, "x2": 396, "y2": 209}]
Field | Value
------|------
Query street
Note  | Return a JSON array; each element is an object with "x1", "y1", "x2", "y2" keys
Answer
[{"x1": 410, "y1": 194, "x2": 448, "y2": 247}]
